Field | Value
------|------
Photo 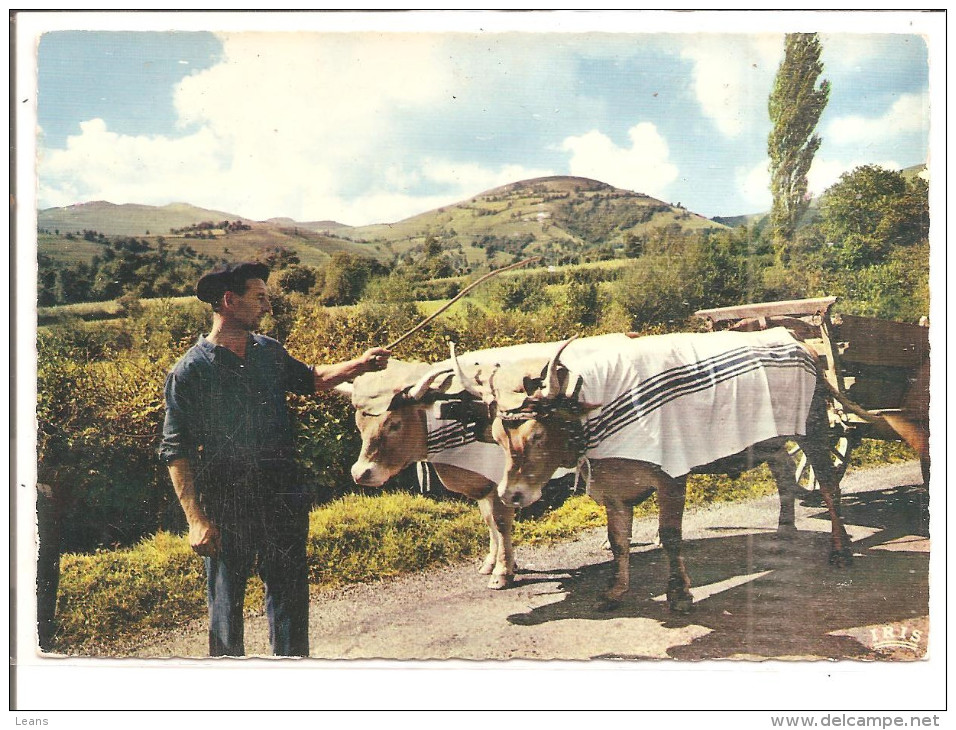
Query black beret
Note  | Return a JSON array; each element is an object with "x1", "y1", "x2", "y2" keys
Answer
[{"x1": 195, "y1": 262, "x2": 270, "y2": 304}]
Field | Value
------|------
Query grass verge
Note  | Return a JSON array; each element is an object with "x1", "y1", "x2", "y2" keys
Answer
[{"x1": 48, "y1": 440, "x2": 917, "y2": 655}]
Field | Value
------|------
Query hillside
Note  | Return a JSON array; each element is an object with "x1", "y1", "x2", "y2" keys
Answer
[
  {"x1": 265, "y1": 217, "x2": 354, "y2": 234},
  {"x1": 37, "y1": 213, "x2": 382, "y2": 268},
  {"x1": 37, "y1": 176, "x2": 726, "y2": 270},
  {"x1": 38, "y1": 201, "x2": 253, "y2": 237},
  {"x1": 344, "y1": 176, "x2": 726, "y2": 266}
]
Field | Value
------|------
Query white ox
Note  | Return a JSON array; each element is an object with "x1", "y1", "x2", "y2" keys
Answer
[{"x1": 455, "y1": 330, "x2": 852, "y2": 613}]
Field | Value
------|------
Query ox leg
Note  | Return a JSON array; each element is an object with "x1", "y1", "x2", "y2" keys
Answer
[
  {"x1": 476, "y1": 496, "x2": 499, "y2": 575},
  {"x1": 798, "y1": 433, "x2": 852, "y2": 566},
  {"x1": 658, "y1": 476, "x2": 692, "y2": 614},
  {"x1": 477, "y1": 494, "x2": 516, "y2": 589},
  {"x1": 599, "y1": 496, "x2": 633, "y2": 611},
  {"x1": 767, "y1": 449, "x2": 798, "y2": 537}
]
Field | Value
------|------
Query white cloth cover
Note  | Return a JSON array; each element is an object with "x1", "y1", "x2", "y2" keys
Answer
[
  {"x1": 558, "y1": 329, "x2": 817, "y2": 478},
  {"x1": 423, "y1": 328, "x2": 816, "y2": 483}
]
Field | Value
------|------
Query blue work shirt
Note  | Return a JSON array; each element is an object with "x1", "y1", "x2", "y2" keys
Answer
[{"x1": 160, "y1": 334, "x2": 315, "y2": 515}]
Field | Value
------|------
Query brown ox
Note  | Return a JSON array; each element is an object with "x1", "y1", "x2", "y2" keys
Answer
[
  {"x1": 456, "y1": 330, "x2": 852, "y2": 613},
  {"x1": 337, "y1": 354, "x2": 524, "y2": 589}
]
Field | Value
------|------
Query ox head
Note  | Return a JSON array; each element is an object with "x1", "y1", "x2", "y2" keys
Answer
[
  {"x1": 454, "y1": 337, "x2": 591, "y2": 508},
  {"x1": 340, "y1": 360, "x2": 456, "y2": 487}
]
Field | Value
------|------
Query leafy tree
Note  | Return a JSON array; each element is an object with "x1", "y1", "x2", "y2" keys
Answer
[
  {"x1": 423, "y1": 234, "x2": 443, "y2": 259},
  {"x1": 768, "y1": 33, "x2": 830, "y2": 256},
  {"x1": 255, "y1": 245, "x2": 301, "y2": 270},
  {"x1": 420, "y1": 235, "x2": 455, "y2": 279},
  {"x1": 491, "y1": 275, "x2": 550, "y2": 314},
  {"x1": 274, "y1": 264, "x2": 318, "y2": 295},
  {"x1": 623, "y1": 233, "x2": 645, "y2": 259},
  {"x1": 318, "y1": 252, "x2": 388, "y2": 306},
  {"x1": 54, "y1": 263, "x2": 95, "y2": 303},
  {"x1": 561, "y1": 278, "x2": 603, "y2": 328},
  {"x1": 817, "y1": 165, "x2": 929, "y2": 265}
]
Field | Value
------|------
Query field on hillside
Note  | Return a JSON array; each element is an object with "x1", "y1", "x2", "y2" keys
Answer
[
  {"x1": 347, "y1": 177, "x2": 725, "y2": 264},
  {"x1": 37, "y1": 222, "x2": 387, "y2": 270}
]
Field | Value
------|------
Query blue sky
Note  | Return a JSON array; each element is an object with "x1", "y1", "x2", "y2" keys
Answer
[{"x1": 32, "y1": 12, "x2": 935, "y2": 226}]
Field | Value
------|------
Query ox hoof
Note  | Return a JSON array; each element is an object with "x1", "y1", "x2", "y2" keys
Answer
[
  {"x1": 775, "y1": 523, "x2": 799, "y2": 539},
  {"x1": 829, "y1": 548, "x2": 853, "y2": 567},
  {"x1": 596, "y1": 598, "x2": 622, "y2": 612},
  {"x1": 667, "y1": 586, "x2": 694, "y2": 615},
  {"x1": 478, "y1": 558, "x2": 496, "y2": 576},
  {"x1": 668, "y1": 596, "x2": 694, "y2": 615},
  {"x1": 487, "y1": 573, "x2": 515, "y2": 590}
]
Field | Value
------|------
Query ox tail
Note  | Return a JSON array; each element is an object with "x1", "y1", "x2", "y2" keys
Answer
[{"x1": 819, "y1": 378, "x2": 929, "y2": 460}]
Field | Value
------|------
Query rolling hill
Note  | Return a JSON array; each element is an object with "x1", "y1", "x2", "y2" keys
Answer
[
  {"x1": 38, "y1": 201, "x2": 254, "y2": 237},
  {"x1": 37, "y1": 176, "x2": 727, "y2": 269},
  {"x1": 37, "y1": 203, "x2": 377, "y2": 267},
  {"x1": 344, "y1": 176, "x2": 726, "y2": 265}
]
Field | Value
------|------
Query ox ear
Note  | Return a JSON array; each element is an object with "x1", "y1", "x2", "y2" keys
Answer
[
  {"x1": 334, "y1": 382, "x2": 354, "y2": 397},
  {"x1": 523, "y1": 374, "x2": 544, "y2": 396},
  {"x1": 541, "y1": 336, "x2": 578, "y2": 400},
  {"x1": 566, "y1": 374, "x2": 583, "y2": 402}
]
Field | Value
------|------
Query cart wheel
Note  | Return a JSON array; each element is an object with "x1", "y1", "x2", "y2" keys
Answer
[{"x1": 787, "y1": 434, "x2": 855, "y2": 504}]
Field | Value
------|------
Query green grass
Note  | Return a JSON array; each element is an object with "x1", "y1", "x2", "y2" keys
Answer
[{"x1": 47, "y1": 440, "x2": 917, "y2": 655}]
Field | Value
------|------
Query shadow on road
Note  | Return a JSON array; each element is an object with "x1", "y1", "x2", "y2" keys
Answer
[{"x1": 508, "y1": 482, "x2": 929, "y2": 660}]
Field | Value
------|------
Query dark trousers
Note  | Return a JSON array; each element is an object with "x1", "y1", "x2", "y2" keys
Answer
[{"x1": 204, "y1": 498, "x2": 310, "y2": 657}]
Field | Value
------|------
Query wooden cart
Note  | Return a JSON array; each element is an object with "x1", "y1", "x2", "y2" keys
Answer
[{"x1": 695, "y1": 296, "x2": 930, "y2": 491}]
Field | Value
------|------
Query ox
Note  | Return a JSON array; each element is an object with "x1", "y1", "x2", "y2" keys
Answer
[
  {"x1": 338, "y1": 344, "x2": 573, "y2": 589},
  {"x1": 455, "y1": 330, "x2": 852, "y2": 613}
]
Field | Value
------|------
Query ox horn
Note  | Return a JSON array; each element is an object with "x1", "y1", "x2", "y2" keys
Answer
[
  {"x1": 449, "y1": 342, "x2": 487, "y2": 400},
  {"x1": 406, "y1": 365, "x2": 454, "y2": 402},
  {"x1": 541, "y1": 335, "x2": 579, "y2": 400}
]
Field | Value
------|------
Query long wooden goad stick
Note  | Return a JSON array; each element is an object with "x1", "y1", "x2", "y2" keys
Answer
[{"x1": 386, "y1": 256, "x2": 542, "y2": 350}]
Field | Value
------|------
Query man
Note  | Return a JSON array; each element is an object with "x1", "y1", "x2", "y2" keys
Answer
[{"x1": 159, "y1": 261, "x2": 389, "y2": 657}]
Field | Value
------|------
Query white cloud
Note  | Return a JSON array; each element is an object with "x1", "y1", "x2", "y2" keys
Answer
[
  {"x1": 680, "y1": 34, "x2": 782, "y2": 138},
  {"x1": 38, "y1": 118, "x2": 232, "y2": 210},
  {"x1": 300, "y1": 159, "x2": 556, "y2": 225},
  {"x1": 561, "y1": 122, "x2": 678, "y2": 199},
  {"x1": 738, "y1": 158, "x2": 772, "y2": 212},
  {"x1": 827, "y1": 92, "x2": 929, "y2": 147},
  {"x1": 420, "y1": 159, "x2": 554, "y2": 196},
  {"x1": 820, "y1": 33, "x2": 927, "y2": 74},
  {"x1": 37, "y1": 33, "x2": 580, "y2": 224},
  {"x1": 38, "y1": 33, "x2": 469, "y2": 224}
]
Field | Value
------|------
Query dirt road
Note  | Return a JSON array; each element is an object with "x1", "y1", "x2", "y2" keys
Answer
[{"x1": 134, "y1": 461, "x2": 929, "y2": 661}]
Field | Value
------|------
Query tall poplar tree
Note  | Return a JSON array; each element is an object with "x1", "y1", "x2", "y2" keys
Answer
[{"x1": 768, "y1": 33, "x2": 830, "y2": 254}]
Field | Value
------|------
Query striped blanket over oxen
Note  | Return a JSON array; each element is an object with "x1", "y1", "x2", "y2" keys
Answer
[
  {"x1": 554, "y1": 329, "x2": 819, "y2": 478},
  {"x1": 424, "y1": 328, "x2": 817, "y2": 481}
]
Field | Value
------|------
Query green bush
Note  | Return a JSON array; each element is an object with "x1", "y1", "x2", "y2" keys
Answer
[{"x1": 51, "y1": 493, "x2": 484, "y2": 654}]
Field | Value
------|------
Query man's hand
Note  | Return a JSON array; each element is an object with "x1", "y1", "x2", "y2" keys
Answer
[
  {"x1": 359, "y1": 347, "x2": 391, "y2": 373},
  {"x1": 168, "y1": 459, "x2": 221, "y2": 556},
  {"x1": 313, "y1": 347, "x2": 393, "y2": 391},
  {"x1": 188, "y1": 517, "x2": 221, "y2": 557}
]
